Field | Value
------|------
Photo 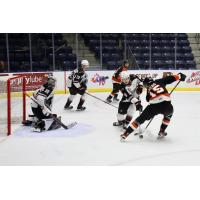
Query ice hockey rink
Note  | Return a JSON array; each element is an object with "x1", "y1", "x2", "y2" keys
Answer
[{"x1": 0, "y1": 91, "x2": 200, "y2": 166}]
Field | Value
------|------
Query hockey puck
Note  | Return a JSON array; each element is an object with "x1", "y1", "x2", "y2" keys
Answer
[{"x1": 139, "y1": 135, "x2": 143, "y2": 139}]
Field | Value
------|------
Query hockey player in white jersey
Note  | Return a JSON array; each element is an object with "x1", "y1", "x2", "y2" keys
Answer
[
  {"x1": 23, "y1": 75, "x2": 61, "y2": 132},
  {"x1": 64, "y1": 60, "x2": 89, "y2": 111},
  {"x1": 113, "y1": 71, "x2": 143, "y2": 129}
]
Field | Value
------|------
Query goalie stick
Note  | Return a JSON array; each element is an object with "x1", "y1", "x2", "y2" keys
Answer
[{"x1": 26, "y1": 93, "x2": 77, "y2": 130}]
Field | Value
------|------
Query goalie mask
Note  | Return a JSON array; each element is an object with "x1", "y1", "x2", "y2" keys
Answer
[{"x1": 47, "y1": 75, "x2": 57, "y2": 88}]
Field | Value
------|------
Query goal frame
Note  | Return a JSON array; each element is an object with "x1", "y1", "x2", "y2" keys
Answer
[{"x1": 7, "y1": 75, "x2": 26, "y2": 135}]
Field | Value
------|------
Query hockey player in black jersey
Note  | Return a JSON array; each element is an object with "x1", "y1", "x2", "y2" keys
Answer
[
  {"x1": 106, "y1": 60, "x2": 129, "y2": 103},
  {"x1": 23, "y1": 75, "x2": 61, "y2": 132},
  {"x1": 64, "y1": 60, "x2": 89, "y2": 111},
  {"x1": 113, "y1": 71, "x2": 143, "y2": 129},
  {"x1": 120, "y1": 72, "x2": 186, "y2": 141}
]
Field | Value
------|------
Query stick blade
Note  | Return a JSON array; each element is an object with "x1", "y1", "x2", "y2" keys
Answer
[{"x1": 61, "y1": 121, "x2": 77, "y2": 129}]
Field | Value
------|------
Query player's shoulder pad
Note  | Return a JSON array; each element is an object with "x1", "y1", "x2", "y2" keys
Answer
[{"x1": 129, "y1": 74, "x2": 136, "y2": 81}]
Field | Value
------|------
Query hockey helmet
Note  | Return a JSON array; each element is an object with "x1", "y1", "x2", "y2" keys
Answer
[
  {"x1": 47, "y1": 75, "x2": 57, "y2": 88},
  {"x1": 81, "y1": 60, "x2": 89, "y2": 68},
  {"x1": 143, "y1": 76, "x2": 154, "y2": 88},
  {"x1": 120, "y1": 71, "x2": 130, "y2": 84},
  {"x1": 123, "y1": 60, "x2": 129, "y2": 68}
]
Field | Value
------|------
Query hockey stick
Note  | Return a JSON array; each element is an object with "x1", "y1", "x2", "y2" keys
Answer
[
  {"x1": 26, "y1": 93, "x2": 77, "y2": 130},
  {"x1": 85, "y1": 92, "x2": 118, "y2": 109},
  {"x1": 135, "y1": 75, "x2": 143, "y2": 82},
  {"x1": 139, "y1": 79, "x2": 181, "y2": 136}
]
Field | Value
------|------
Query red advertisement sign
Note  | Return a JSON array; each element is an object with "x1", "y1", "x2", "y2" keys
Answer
[{"x1": 12, "y1": 72, "x2": 52, "y2": 91}]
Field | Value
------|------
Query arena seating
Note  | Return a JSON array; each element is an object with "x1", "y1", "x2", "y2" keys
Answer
[
  {"x1": 82, "y1": 33, "x2": 196, "y2": 70},
  {"x1": 0, "y1": 33, "x2": 77, "y2": 72},
  {"x1": 0, "y1": 33, "x2": 197, "y2": 72},
  {"x1": 81, "y1": 33, "x2": 124, "y2": 69},
  {"x1": 125, "y1": 33, "x2": 195, "y2": 69}
]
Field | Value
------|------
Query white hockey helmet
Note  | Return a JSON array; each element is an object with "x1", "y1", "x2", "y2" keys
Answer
[
  {"x1": 81, "y1": 60, "x2": 89, "y2": 68},
  {"x1": 120, "y1": 71, "x2": 130, "y2": 83}
]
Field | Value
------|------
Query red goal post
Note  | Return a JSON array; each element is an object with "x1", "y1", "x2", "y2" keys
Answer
[{"x1": 0, "y1": 75, "x2": 26, "y2": 136}]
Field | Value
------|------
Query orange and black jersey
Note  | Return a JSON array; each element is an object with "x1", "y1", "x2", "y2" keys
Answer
[
  {"x1": 112, "y1": 66, "x2": 128, "y2": 83},
  {"x1": 146, "y1": 75, "x2": 180, "y2": 104}
]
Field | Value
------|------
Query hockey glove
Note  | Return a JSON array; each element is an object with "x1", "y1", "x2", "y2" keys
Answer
[
  {"x1": 135, "y1": 100, "x2": 143, "y2": 112},
  {"x1": 178, "y1": 73, "x2": 186, "y2": 81},
  {"x1": 136, "y1": 84, "x2": 143, "y2": 95}
]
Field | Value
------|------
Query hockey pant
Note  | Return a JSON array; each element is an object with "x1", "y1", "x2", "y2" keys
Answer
[
  {"x1": 65, "y1": 87, "x2": 86, "y2": 108},
  {"x1": 108, "y1": 83, "x2": 121, "y2": 99},
  {"x1": 117, "y1": 101, "x2": 136, "y2": 125},
  {"x1": 129, "y1": 101, "x2": 174, "y2": 132}
]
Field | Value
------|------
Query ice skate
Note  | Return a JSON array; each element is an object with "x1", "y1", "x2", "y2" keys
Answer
[
  {"x1": 76, "y1": 106, "x2": 86, "y2": 111},
  {"x1": 106, "y1": 97, "x2": 112, "y2": 103},
  {"x1": 32, "y1": 127, "x2": 44, "y2": 132},
  {"x1": 157, "y1": 131, "x2": 167, "y2": 139},
  {"x1": 22, "y1": 120, "x2": 33, "y2": 126},
  {"x1": 120, "y1": 132, "x2": 130, "y2": 141},
  {"x1": 113, "y1": 121, "x2": 124, "y2": 126},
  {"x1": 113, "y1": 97, "x2": 119, "y2": 102},
  {"x1": 64, "y1": 105, "x2": 73, "y2": 110}
]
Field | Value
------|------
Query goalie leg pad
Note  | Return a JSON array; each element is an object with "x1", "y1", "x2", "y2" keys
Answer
[
  {"x1": 43, "y1": 117, "x2": 62, "y2": 131},
  {"x1": 33, "y1": 120, "x2": 45, "y2": 132}
]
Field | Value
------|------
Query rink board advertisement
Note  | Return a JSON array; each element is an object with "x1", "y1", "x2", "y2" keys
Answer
[
  {"x1": 61, "y1": 70, "x2": 200, "y2": 93},
  {"x1": 1, "y1": 70, "x2": 200, "y2": 94}
]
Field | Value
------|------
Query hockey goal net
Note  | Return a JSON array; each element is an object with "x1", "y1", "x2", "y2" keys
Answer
[{"x1": 0, "y1": 75, "x2": 26, "y2": 136}]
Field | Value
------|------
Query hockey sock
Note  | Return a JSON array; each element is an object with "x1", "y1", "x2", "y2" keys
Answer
[
  {"x1": 125, "y1": 115, "x2": 132, "y2": 125},
  {"x1": 64, "y1": 99, "x2": 72, "y2": 108},
  {"x1": 114, "y1": 93, "x2": 119, "y2": 99},
  {"x1": 127, "y1": 121, "x2": 139, "y2": 134},
  {"x1": 159, "y1": 116, "x2": 171, "y2": 132},
  {"x1": 77, "y1": 98, "x2": 85, "y2": 108}
]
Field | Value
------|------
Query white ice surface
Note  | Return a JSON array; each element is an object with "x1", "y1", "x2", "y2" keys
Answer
[{"x1": 0, "y1": 91, "x2": 200, "y2": 166}]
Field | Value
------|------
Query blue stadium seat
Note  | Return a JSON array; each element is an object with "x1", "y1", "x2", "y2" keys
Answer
[
  {"x1": 142, "y1": 53, "x2": 150, "y2": 59},
  {"x1": 184, "y1": 53, "x2": 194, "y2": 60}
]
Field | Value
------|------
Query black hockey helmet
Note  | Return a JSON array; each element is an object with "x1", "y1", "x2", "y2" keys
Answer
[
  {"x1": 143, "y1": 77, "x2": 154, "y2": 88},
  {"x1": 123, "y1": 60, "x2": 129, "y2": 67}
]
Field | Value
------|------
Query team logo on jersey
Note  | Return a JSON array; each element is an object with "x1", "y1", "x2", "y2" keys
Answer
[
  {"x1": 186, "y1": 71, "x2": 200, "y2": 85},
  {"x1": 91, "y1": 73, "x2": 109, "y2": 86}
]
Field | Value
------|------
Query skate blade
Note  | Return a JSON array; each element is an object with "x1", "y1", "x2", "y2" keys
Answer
[
  {"x1": 76, "y1": 108, "x2": 86, "y2": 111},
  {"x1": 64, "y1": 107, "x2": 73, "y2": 110},
  {"x1": 157, "y1": 135, "x2": 166, "y2": 140}
]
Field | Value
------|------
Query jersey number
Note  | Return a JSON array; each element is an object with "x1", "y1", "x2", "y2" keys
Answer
[{"x1": 150, "y1": 85, "x2": 164, "y2": 97}]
